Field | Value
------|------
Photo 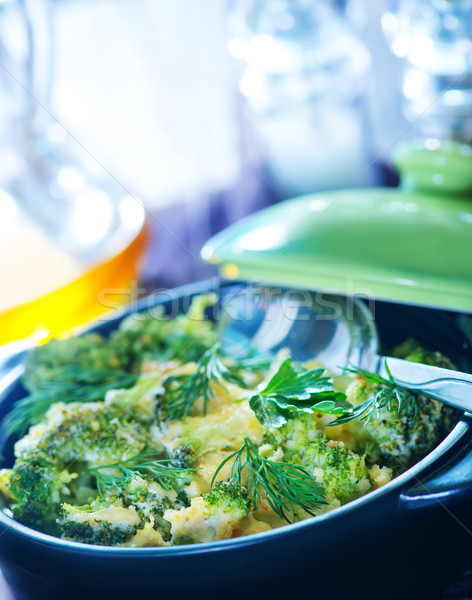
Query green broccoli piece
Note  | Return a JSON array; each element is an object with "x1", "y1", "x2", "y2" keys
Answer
[
  {"x1": 295, "y1": 435, "x2": 372, "y2": 503},
  {"x1": 56, "y1": 468, "x2": 189, "y2": 546},
  {"x1": 3, "y1": 398, "x2": 152, "y2": 534},
  {"x1": 17, "y1": 401, "x2": 147, "y2": 466},
  {"x1": 166, "y1": 482, "x2": 251, "y2": 545},
  {"x1": 7, "y1": 450, "x2": 76, "y2": 532},
  {"x1": 22, "y1": 294, "x2": 219, "y2": 395},
  {"x1": 345, "y1": 376, "x2": 447, "y2": 472},
  {"x1": 169, "y1": 444, "x2": 196, "y2": 469},
  {"x1": 264, "y1": 414, "x2": 372, "y2": 505},
  {"x1": 58, "y1": 475, "x2": 188, "y2": 546},
  {"x1": 392, "y1": 338, "x2": 456, "y2": 370},
  {"x1": 263, "y1": 412, "x2": 320, "y2": 453},
  {"x1": 204, "y1": 481, "x2": 252, "y2": 515},
  {"x1": 57, "y1": 498, "x2": 141, "y2": 546},
  {"x1": 334, "y1": 342, "x2": 458, "y2": 474},
  {"x1": 111, "y1": 294, "x2": 219, "y2": 369},
  {"x1": 120, "y1": 475, "x2": 184, "y2": 541},
  {"x1": 22, "y1": 333, "x2": 129, "y2": 392}
]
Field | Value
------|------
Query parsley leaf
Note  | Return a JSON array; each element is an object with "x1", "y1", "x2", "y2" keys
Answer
[{"x1": 248, "y1": 358, "x2": 351, "y2": 428}]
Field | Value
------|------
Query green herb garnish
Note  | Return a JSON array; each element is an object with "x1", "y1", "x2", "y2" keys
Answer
[
  {"x1": 86, "y1": 450, "x2": 197, "y2": 499},
  {"x1": 224, "y1": 350, "x2": 272, "y2": 375},
  {"x1": 5, "y1": 367, "x2": 138, "y2": 435},
  {"x1": 164, "y1": 343, "x2": 248, "y2": 420},
  {"x1": 211, "y1": 436, "x2": 325, "y2": 522},
  {"x1": 248, "y1": 358, "x2": 351, "y2": 428},
  {"x1": 331, "y1": 361, "x2": 419, "y2": 425}
]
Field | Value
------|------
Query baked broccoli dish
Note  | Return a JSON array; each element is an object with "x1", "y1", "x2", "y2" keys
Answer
[{"x1": 0, "y1": 295, "x2": 456, "y2": 546}]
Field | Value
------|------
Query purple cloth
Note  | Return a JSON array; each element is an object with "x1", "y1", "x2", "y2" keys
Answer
[{"x1": 140, "y1": 160, "x2": 279, "y2": 291}]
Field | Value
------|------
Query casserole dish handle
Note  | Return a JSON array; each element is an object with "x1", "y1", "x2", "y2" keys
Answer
[{"x1": 399, "y1": 427, "x2": 472, "y2": 511}]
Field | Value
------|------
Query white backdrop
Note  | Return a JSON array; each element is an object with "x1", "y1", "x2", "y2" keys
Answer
[{"x1": 49, "y1": 0, "x2": 407, "y2": 209}]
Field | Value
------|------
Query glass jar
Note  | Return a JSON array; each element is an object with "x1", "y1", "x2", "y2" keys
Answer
[
  {"x1": 381, "y1": 0, "x2": 472, "y2": 142},
  {"x1": 226, "y1": 0, "x2": 373, "y2": 197},
  {"x1": 0, "y1": 0, "x2": 148, "y2": 345}
]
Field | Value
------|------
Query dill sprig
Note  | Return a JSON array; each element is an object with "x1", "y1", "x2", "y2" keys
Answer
[
  {"x1": 164, "y1": 343, "x2": 247, "y2": 420},
  {"x1": 224, "y1": 351, "x2": 272, "y2": 375},
  {"x1": 331, "y1": 361, "x2": 419, "y2": 425},
  {"x1": 4, "y1": 367, "x2": 138, "y2": 435},
  {"x1": 211, "y1": 436, "x2": 325, "y2": 523},
  {"x1": 86, "y1": 450, "x2": 197, "y2": 499}
]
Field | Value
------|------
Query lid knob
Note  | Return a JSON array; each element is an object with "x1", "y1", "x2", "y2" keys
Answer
[{"x1": 393, "y1": 139, "x2": 472, "y2": 196}]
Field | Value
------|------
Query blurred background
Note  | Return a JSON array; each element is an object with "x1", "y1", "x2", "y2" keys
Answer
[{"x1": 1, "y1": 0, "x2": 471, "y2": 345}]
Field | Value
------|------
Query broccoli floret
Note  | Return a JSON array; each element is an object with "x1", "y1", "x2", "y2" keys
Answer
[
  {"x1": 22, "y1": 295, "x2": 219, "y2": 394},
  {"x1": 111, "y1": 294, "x2": 219, "y2": 369},
  {"x1": 346, "y1": 376, "x2": 447, "y2": 473},
  {"x1": 392, "y1": 338, "x2": 456, "y2": 370},
  {"x1": 332, "y1": 342, "x2": 458, "y2": 475},
  {"x1": 264, "y1": 415, "x2": 371, "y2": 505},
  {"x1": 297, "y1": 436, "x2": 372, "y2": 503},
  {"x1": 204, "y1": 481, "x2": 252, "y2": 515},
  {"x1": 112, "y1": 315, "x2": 217, "y2": 367},
  {"x1": 22, "y1": 334, "x2": 129, "y2": 392},
  {"x1": 7, "y1": 450, "x2": 76, "y2": 531},
  {"x1": 169, "y1": 444, "x2": 196, "y2": 469},
  {"x1": 56, "y1": 473, "x2": 185, "y2": 546},
  {"x1": 120, "y1": 475, "x2": 183, "y2": 542},
  {"x1": 164, "y1": 482, "x2": 251, "y2": 544},
  {"x1": 4, "y1": 398, "x2": 152, "y2": 534},
  {"x1": 57, "y1": 498, "x2": 141, "y2": 546},
  {"x1": 104, "y1": 376, "x2": 164, "y2": 426},
  {"x1": 15, "y1": 401, "x2": 147, "y2": 466},
  {"x1": 263, "y1": 412, "x2": 320, "y2": 454}
]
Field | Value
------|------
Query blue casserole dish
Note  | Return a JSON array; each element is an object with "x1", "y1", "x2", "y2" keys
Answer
[{"x1": 1, "y1": 280, "x2": 472, "y2": 600}]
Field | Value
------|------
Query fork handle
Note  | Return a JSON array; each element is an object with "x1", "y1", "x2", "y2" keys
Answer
[{"x1": 377, "y1": 356, "x2": 472, "y2": 414}]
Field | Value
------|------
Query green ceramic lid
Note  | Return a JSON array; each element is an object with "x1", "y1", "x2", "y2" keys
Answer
[{"x1": 202, "y1": 140, "x2": 472, "y2": 312}]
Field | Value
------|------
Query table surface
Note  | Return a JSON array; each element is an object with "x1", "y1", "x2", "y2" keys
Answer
[{"x1": 1, "y1": 566, "x2": 472, "y2": 599}]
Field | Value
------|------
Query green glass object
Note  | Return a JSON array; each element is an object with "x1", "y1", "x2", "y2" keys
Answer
[{"x1": 202, "y1": 140, "x2": 472, "y2": 311}]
